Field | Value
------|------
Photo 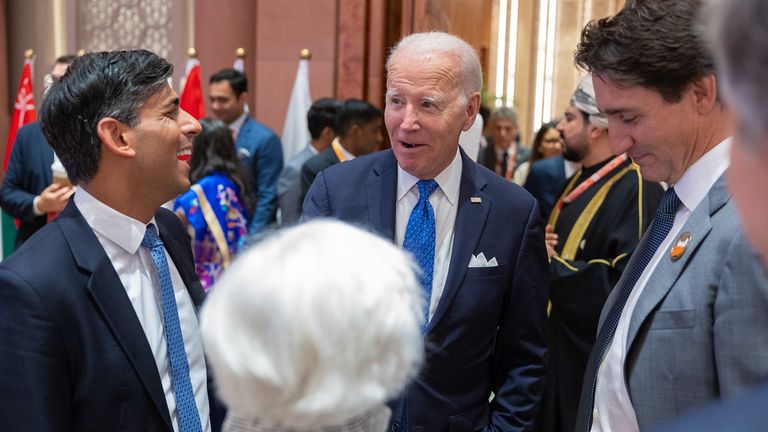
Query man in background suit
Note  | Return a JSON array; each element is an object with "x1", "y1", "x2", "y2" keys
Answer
[
  {"x1": 300, "y1": 99, "x2": 383, "y2": 200},
  {"x1": 479, "y1": 107, "x2": 530, "y2": 180},
  {"x1": 0, "y1": 50, "x2": 217, "y2": 431},
  {"x1": 277, "y1": 97, "x2": 340, "y2": 226},
  {"x1": 0, "y1": 55, "x2": 75, "y2": 250},
  {"x1": 524, "y1": 155, "x2": 570, "y2": 218},
  {"x1": 209, "y1": 68, "x2": 283, "y2": 235},
  {"x1": 655, "y1": 1, "x2": 768, "y2": 429},
  {"x1": 304, "y1": 32, "x2": 548, "y2": 431},
  {"x1": 572, "y1": 1, "x2": 768, "y2": 431}
]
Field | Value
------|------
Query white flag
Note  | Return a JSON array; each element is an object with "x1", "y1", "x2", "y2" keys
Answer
[{"x1": 281, "y1": 58, "x2": 312, "y2": 161}]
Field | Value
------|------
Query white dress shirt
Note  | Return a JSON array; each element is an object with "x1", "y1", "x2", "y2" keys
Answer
[
  {"x1": 334, "y1": 138, "x2": 356, "y2": 161},
  {"x1": 396, "y1": 148, "x2": 462, "y2": 321},
  {"x1": 74, "y1": 188, "x2": 211, "y2": 432},
  {"x1": 229, "y1": 111, "x2": 249, "y2": 141},
  {"x1": 591, "y1": 138, "x2": 731, "y2": 432}
]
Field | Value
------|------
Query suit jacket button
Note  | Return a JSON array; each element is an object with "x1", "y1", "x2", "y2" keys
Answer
[{"x1": 391, "y1": 421, "x2": 399, "y2": 432}]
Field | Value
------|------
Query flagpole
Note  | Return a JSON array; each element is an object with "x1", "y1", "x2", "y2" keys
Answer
[
  {"x1": 281, "y1": 48, "x2": 313, "y2": 161},
  {"x1": 2, "y1": 49, "x2": 37, "y2": 259}
]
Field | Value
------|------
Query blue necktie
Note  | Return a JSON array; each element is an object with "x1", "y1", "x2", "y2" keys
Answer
[
  {"x1": 403, "y1": 179, "x2": 439, "y2": 333},
  {"x1": 579, "y1": 188, "x2": 680, "y2": 431},
  {"x1": 142, "y1": 224, "x2": 203, "y2": 432}
]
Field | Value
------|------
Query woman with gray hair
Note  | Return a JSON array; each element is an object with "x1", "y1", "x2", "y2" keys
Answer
[{"x1": 200, "y1": 220, "x2": 424, "y2": 432}]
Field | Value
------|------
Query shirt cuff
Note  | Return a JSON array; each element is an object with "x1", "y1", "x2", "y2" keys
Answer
[{"x1": 32, "y1": 195, "x2": 45, "y2": 216}]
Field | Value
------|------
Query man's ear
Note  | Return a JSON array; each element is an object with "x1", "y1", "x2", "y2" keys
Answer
[
  {"x1": 462, "y1": 92, "x2": 481, "y2": 131},
  {"x1": 97, "y1": 117, "x2": 135, "y2": 158},
  {"x1": 691, "y1": 73, "x2": 718, "y2": 114},
  {"x1": 586, "y1": 123, "x2": 604, "y2": 141},
  {"x1": 237, "y1": 91, "x2": 249, "y2": 104}
]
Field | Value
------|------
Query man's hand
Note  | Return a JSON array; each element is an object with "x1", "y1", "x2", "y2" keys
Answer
[
  {"x1": 545, "y1": 224, "x2": 559, "y2": 258},
  {"x1": 37, "y1": 183, "x2": 76, "y2": 214}
]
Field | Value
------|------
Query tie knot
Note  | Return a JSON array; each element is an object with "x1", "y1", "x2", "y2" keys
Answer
[
  {"x1": 142, "y1": 223, "x2": 163, "y2": 250},
  {"x1": 417, "y1": 179, "x2": 438, "y2": 199},
  {"x1": 659, "y1": 187, "x2": 681, "y2": 215}
]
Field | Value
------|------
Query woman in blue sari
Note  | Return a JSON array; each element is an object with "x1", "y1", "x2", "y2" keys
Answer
[{"x1": 175, "y1": 118, "x2": 255, "y2": 291}]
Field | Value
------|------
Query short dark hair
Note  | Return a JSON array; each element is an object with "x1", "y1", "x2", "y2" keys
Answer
[
  {"x1": 40, "y1": 50, "x2": 173, "y2": 184},
  {"x1": 55, "y1": 54, "x2": 76, "y2": 65},
  {"x1": 190, "y1": 118, "x2": 256, "y2": 216},
  {"x1": 307, "y1": 98, "x2": 342, "y2": 140},
  {"x1": 210, "y1": 68, "x2": 248, "y2": 97},
  {"x1": 334, "y1": 99, "x2": 383, "y2": 137},
  {"x1": 574, "y1": 0, "x2": 714, "y2": 103}
]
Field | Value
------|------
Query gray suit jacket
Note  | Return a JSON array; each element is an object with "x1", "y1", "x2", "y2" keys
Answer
[
  {"x1": 276, "y1": 145, "x2": 314, "y2": 226},
  {"x1": 576, "y1": 174, "x2": 768, "y2": 431}
]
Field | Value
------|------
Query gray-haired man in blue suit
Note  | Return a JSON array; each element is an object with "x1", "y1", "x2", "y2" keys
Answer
[{"x1": 304, "y1": 32, "x2": 549, "y2": 431}]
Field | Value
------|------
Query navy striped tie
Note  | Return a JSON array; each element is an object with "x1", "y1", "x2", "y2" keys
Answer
[{"x1": 579, "y1": 187, "x2": 680, "y2": 431}]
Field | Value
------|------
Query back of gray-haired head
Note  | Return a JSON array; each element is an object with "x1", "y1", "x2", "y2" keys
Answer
[
  {"x1": 200, "y1": 219, "x2": 424, "y2": 430},
  {"x1": 707, "y1": 0, "x2": 768, "y2": 149},
  {"x1": 385, "y1": 31, "x2": 483, "y2": 105}
]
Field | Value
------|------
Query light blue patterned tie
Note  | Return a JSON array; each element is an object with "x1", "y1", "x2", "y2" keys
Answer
[
  {"x1": 403, "y1": 179, "x2": 439, "y2": 333},
  {"x1": 578, "y1": 187, "x2": 680, "y2": 431},
  {"x1": 142, "y1": 224, "x2": 203, "y2": 432}
]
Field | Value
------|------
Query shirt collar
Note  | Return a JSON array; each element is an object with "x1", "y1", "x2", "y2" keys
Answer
[
  {"x1": 73, "y1": 187, "x2": 156, "y2": 255},
  {"x1": 672, "y1": 137, "x2": 731, "y2": 212},
  {"x1": 229, "y1": 111, "x2": 249, "y2": 137},
  {"x1": 334, "y1": 137, "x2": 356, "y2": 161},
  {"x1": 495, "y1": 143, "x2": 516, "y2": 159},
  {"x1": 397, "y1": 147, "x2": 462, "y2": 206}
]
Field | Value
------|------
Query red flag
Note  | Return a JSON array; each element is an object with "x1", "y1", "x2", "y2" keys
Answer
[
  {"x1": 180, "y1": 58, "x2": 204, "y2": 120},
  {"x1": 5, "y1": 58, "x2": 36, "y2": 171}
]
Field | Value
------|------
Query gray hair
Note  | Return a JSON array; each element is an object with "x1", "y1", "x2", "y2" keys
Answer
[
  {"x1": 489, "y1": 107, "x2": 519, "y2": 126},
  {"x1": 385, "y1": 31, "x2": 482, "y2": 105},
  {"x1": 707, "y1": 0, "x2": 768, "y2": 151},
  {"x1": 200, "y1": 220, "x2": 424, "y2": 429}
]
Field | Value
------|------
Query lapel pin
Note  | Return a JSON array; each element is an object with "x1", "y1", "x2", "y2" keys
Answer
[
  {"x1": 470, "y1": 197, "x2": 482, "y2": 203},
  {"x1": 670, "y1": 231, "x2": 692, "y2": 261}
]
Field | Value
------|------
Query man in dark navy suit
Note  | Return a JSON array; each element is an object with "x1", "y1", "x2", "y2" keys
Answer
[
  {"x1": 303, "y1": 32, "x2": 549, "y2": 431},
  {"x1": 0, "y1": 55, "x2": 75, "y2": 250},
  {"x1": 0, "y1": 50, "x2": 218, "y2": 431}
]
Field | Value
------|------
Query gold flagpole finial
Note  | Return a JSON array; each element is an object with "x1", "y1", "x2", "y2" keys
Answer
[
  {"x1": 300, "y1": 48, "x2": 311, "y2": 60},
  {"x1": 76, "y1": 49, "x2": 87, "y2": 57},
  {"x1": 24, "y1": 49, "x2": 34, "y2": 60},
  {"x1": 235, "y1": 47, "x2": 246, "y2": 59},
  {"x1": 187, "y1": 47, "x2": 198, "y2": 58}
]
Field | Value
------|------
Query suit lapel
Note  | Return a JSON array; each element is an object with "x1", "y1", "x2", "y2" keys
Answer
[
  {"x1": 625, "y1": 176, "x2": 730, "y2": 351},
  {"x1": 428, "y1": 151, "x2": 490, "y2": 331},
  {"x1": 58, "y1": 202, "x2": 174, "y2": 431},
  {"x1": 366, "y1": 151, "x2": 398, "y2": 241}
]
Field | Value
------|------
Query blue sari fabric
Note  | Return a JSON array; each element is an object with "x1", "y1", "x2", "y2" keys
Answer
[{"x1": 174, "y1": 172, "x2": 248, "y2": 291}]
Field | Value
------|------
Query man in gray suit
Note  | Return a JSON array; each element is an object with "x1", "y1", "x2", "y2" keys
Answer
[
  {"x1": 654, "y1": 1, "x2": 768, "y2": 430},
  {"x1": 277, "y1": 98, "x2": 340, "y2": 226},
  {"x1": 572, "y1": 0, "x2": 768, "y2": 431}
]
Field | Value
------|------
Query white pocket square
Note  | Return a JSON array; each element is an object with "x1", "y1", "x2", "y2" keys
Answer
[{"x1": 468, "y1": 252, "x2": 498, "y2": 268}]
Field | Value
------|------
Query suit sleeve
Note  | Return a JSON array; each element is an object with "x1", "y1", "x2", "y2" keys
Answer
[
  {"x1": 0, "y1": 128, "x2": 44, "y2": 224},
  {"x1": 301, "y1": 170, "x2": 332, "y2": 221},
  {"x1": 248, "y1": 132, "x2": 283, "y2": 234},
  {"x1": 713, "y1": 231, "x2": 768, "y2": 396},
  {"x1": 489, "y1": 199, "x2": 549, "y2": 431},
  {"x1": 277, "y1": 164, "x2": 301, "y2": 226},
  {"x1": 0, "y1": 268, "x2": 71, "y2": 430}
]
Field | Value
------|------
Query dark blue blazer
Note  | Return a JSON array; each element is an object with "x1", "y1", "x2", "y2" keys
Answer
[
  {"x1": 0, "y1": 201, "x2": 221, "y2": 431},
  {"x1": 523, "y1": 155, "x2": 567, "y2": 220},
  {"x1": 236, "y1": 117, "x2": 283, "y2": 234},
  {"x1": 0, "y1": 122, "x2": 54, "y2": 249},
  {"x1": 303, "y1": 149, "x2": 549, "y2": 431}
]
